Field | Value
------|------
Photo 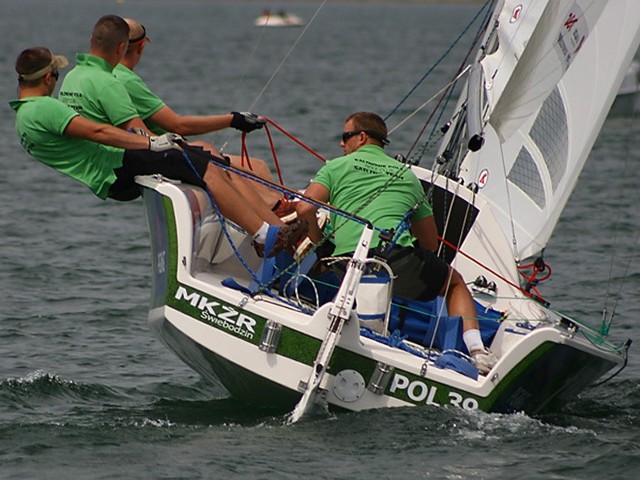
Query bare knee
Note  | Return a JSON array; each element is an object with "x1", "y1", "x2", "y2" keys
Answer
[
  {"x1": 203, "y1": 163, "x2": 230, "y2": 185},
  {"x1": 438, "y1": 267, "x2": 467, "y2": 296}
]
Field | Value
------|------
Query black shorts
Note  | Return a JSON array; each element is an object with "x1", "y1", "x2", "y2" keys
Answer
[
  {"x1": 108, "y1": 148, "x2": 209, "y2": 201},
  {"x1": 334, "y1": 245, "x2": 450, "y2": 302},
  {"x1": 385, "y1": 246, "x2": 450, "y2": 301}
]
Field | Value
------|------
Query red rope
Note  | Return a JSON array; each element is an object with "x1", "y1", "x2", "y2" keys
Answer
[
  {"x1": 438, "y1": 235, "x2": 543, "y2": 301},
  {"x1": 517, "y1": 259, "x2": 552, "y2": 300},
  {"x1": 264, "y1": 124, "x2": 284, "y2": 184},
  {"x1": 237, "y1": 117, "x2": 327, "y2": 189},
  {"x1": 239, "y1": 132, "x2": 254, "y2": 170},
  {"x1": 264, "y1": 117, "x2": 327, "y2": 163}
]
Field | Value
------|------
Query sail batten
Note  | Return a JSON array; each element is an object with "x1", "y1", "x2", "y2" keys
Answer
[{"x1": 454, "y1": 0, "x2": 640, "y2": 261}]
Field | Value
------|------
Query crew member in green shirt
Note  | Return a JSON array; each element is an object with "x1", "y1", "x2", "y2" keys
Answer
[
  {"x1": 11, "y1": 46, "x2": 306, "y2": 258},
  {"x1": 296, "y1": 112, "x2": 497, "y2": 373},
  {"x1": 58, "y1": 15, "x2": 280, "y2": 218},
  {"x1": 114, "y1": 17, "x2": 283, "y2": 211}
]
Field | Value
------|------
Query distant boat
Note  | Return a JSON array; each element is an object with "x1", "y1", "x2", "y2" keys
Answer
[
  {"x1": 609, "y1": 60, "x2": 640, "y2": 117},
  {"x1": 254, "y1": 10, "x2": 305, "y2": 28}
]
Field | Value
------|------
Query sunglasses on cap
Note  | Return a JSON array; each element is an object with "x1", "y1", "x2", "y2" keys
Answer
[{"x1": 129, "y1": 24, "x2": 150, "y2": 44}]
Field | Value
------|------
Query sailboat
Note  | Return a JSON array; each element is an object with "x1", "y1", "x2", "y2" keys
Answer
[
  {"x1": 136, "y1": 1, "x2": 640, "y2": 418},
  {"x1": 610, "y1": 60, "x2": 640, "y2": 117},
  {"x1": 254, "y1": 9, "x2": 305, "y2": 28}
]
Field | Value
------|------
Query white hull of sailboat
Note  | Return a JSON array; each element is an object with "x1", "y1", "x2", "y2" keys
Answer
[{"x1": 138, "y1": 175, "x2": 626, "y2": 415}]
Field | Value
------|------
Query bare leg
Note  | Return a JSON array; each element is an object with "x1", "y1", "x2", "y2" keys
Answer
[
  {"x1": 227, "y1": 171, "x2": 284, "y2": 225},
  {"x1": 439, "y1": 267, "x2": 480, "y2": 333},
  {"x1": 227, "y1": 154, "x2": 282, "y2": 208},
  {"x1": 189, "y1": 141, "x2": 282, "y2": 210},
  {"x1": 201, "y1": 164, "x2": 266, "y2": 235}
]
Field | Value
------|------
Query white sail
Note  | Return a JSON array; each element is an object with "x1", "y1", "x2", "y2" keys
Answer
[
  {"x1": 481, "y1": 0, "x2": 550, "y2": 115},
  {"x1": 489, "y1": 0, "x2": 607, "y2": 142},
  {"x1": 455, "y1": 0, "x2": 640, "y2": 261}
]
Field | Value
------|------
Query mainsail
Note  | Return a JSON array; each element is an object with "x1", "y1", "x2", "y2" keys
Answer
[{"x1": 451, "y1": 0, "x2": 640, "y2": 261}]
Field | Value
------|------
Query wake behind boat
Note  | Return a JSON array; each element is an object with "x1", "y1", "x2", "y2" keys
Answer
[{"x1": 137, "y1": 1, "x2": 639, "y2": 418}]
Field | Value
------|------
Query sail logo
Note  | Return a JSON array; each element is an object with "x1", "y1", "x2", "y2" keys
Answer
[
  {"x1": 510, "y1": 5, "x2": 523, "y2": 23},
  {"x1": 174, "y1": 286, "x2": 257, "y2": 340},
  {"x1": 478, "y1": 169, "x2": 489, "y2": 188},
  {"x1": 564, "y1": 13, "x2": 579, "y2": 31},
  {"x1": 556, "y1": 5, "x2": 588, "y2": 70}
]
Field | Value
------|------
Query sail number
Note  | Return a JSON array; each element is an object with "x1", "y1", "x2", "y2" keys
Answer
[{"x1": 389, "y1": 373, "x2": 479, "y2": 410}]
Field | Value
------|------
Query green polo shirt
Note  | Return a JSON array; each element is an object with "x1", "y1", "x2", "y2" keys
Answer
[
  {"x1": 113, "y1": 64, "x2": 166, "y2": 135},
  {"x1": 9, "y1": 96, "x2": 124, "y2": 199},
  {"x1": 312, "y1": 145, "x2": 432, "y2": 255},
  {"x1": 58, "y1": 53, "x2": 139, "y2": 126}
]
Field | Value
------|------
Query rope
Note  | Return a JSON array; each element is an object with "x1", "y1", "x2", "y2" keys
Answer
[
  {"x1": 384, "y1": 0, "x2": 494, "y2": 122},
  {"x1": 178, "y1": 150, "x2": 262, "y2": 284},
  {"x1": 263, "y1": 124, "x2": 285, "y2": 184},
  {"x1": 438, "y1": 235, "x2": 541, "y2": 302},
  {"x1": 387, "y1": 65, "x2": 471, "y2": 136},
  {"x1": 264, "y1": 117, "x2": 327, "y2": 163},
  {"x1": 399, "y1": 0, "x2": 493, "y2": 165},
  {"x1": 601, "y1": 106, "x2": 640, "y2": 334},
  {"x1": 178, "y1": 147, "x2": 325, "y2": 312}
]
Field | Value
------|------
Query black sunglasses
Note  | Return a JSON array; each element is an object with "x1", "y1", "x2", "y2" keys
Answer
[
  {"x1": 51, "y1": 70, "x2": 59, "y2": 80},
  {"x1": 341, "y1": 130, "x2": 362, "y2": 143},
  {"x1": 341, "y1": 129, "x2": 389, "y2": 145}
]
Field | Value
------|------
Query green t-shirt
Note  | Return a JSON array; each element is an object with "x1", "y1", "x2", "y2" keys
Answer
[
  {"x1": 312, "y1": 144, "x2": 432, "y2": 255},
  {"x1": 9, "y1": 96, "x2": 124, "y2": 199},
  {"x1": 58, "y1": 53, "x2": 139, "y2": 126},
  {"x1": 113, "y1": 64, "x2": 166, "y2": 135}
]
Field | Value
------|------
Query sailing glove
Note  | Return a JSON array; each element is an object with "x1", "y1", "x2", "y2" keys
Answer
[
  {"x1": 149, "y1": 133, "x2": 184, "y2": 152},
  {"x1": 230, "y1": 111, "x2": 266, "y2": 133}
]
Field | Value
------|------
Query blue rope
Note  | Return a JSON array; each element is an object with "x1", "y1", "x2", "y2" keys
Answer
[
  {"x1": 179, "y1": 150, "x2": 316, "y2": 313},
  {"x1": 179, "y1": 151, "x2": 261, "y2": 282}
]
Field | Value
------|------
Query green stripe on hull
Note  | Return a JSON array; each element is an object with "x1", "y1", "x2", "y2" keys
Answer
[{"x1": 147, "y1": 188, "x2": 620, "y2": 415}]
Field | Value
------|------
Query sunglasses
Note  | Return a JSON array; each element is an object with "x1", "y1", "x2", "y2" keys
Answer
[
  {"x1": 129, "y1": 24, "x2": 149, "y2": 44},
  {"x1": 341, "y1": 129, "x2": 390, "y2": 145},
  {"x1": 341, "y1": 130, "x2": 362, "y2": 143},
  {"x1": 51, "y1": 70, "x2": 59, "y2": 80}
]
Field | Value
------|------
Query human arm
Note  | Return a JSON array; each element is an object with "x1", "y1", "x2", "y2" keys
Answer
[
  {"x1": 296, "y1": 182, "x2": 330, "y2": 243},
  {"x1": 149, "y1": 106, "x2": 234, "y2": 136},
  {"x1": 410, "y1": 214, "x2": 439, "y2": 252},
  {"x1": 64, "y1": 114, "x2": 165, "y2": 150},
  {"x1": 118, "y1": 116, "x2": 154, "y2": 136}
]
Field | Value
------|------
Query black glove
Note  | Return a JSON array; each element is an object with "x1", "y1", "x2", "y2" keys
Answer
[{"x1": 230, "y1": 111, "x2": 266, "y2": 133}]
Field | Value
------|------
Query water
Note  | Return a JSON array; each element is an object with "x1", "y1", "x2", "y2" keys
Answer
[{"x1": 1, "y1": 1, "x2": 640, "y2": 478}]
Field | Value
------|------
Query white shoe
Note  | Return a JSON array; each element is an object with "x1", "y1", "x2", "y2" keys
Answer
[{"x1": 471, "y1": 349, "x2": 498, "y2": 374}]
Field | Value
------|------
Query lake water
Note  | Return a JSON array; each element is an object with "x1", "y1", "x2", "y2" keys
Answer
[{"x1": 1, "y1": 1, "x2": 640, "y2": 478}]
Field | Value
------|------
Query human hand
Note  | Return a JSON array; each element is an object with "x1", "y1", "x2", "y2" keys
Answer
[
  {"x1": 148, "y1": 133, "x2": 184, "y2": 152},
  {"x1": 230, "y1": 111, "x2": 266, "y2": 133}
]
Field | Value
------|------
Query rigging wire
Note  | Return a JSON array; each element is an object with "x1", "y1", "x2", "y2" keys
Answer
[
  {"x1": 384, "y1": 0, "x2": 494, "y2": 123},
  {"x1": 249, "y1": 1, "x2": 327, "y2": 111},
  {"x1": 387, "y1": 65, "x2": 471, "y2": 136},
  {"x1": 219, "y1": 1, "x2": 327, "y2": 153},
  {"x1": 394, "y1": 0, "x2": 494, "y2": 165},
  {"x1": 601, "y1": 106, "x2": 640, "y2": 334}
]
